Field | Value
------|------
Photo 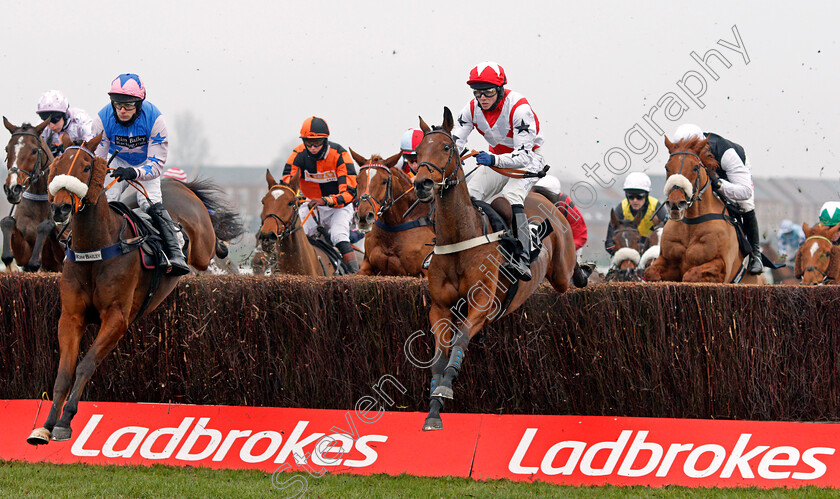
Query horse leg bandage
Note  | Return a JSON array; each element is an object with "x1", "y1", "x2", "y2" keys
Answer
[
  {"x1": 430, "y1": 354, "x2": 448, "y2": 398},
  {"x1": 444, "y1": 332, "x2": 470, "y2": 378}
]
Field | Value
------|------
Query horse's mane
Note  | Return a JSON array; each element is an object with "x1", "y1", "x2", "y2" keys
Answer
[
  {"x1": 391, "y1": 164, "x2": 414, "y2": 188},
  {"x1": 369, "y1": 154, "x2": 385, "y2": 162}
]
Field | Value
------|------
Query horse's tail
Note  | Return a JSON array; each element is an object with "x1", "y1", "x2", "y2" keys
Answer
[{"x1": 180, "y1": 177, "x2": 246, "y2": 256}]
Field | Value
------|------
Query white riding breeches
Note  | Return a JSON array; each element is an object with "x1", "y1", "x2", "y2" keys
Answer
[
  {"x1": 105, "y1": 157, "x2": 162, "y2": 210},
  {"x1": 298, "y1": 203, "x2": 354, "y2": 245},
  {"x1": 467, "y1": 167, "x2": 539, "y2": 206},
  {"x1": 733, "y1": 157, "x2": 755, "y2": 212}
]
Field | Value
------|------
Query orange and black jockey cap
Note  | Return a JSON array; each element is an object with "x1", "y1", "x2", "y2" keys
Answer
[{"x1": 300, "y1": 116, "x2": 330, "y2": 139}]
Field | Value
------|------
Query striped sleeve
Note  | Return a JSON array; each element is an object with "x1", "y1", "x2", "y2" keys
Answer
[
  {"x1": 282, "y1": 150, "x2": 300, "y2": 184},
  {"x1": 328, "y1": 151, "x2": 354, "y2": 208}
]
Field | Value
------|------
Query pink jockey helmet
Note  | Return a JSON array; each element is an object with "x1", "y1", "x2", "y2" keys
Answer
[
  {"x1": 162, "y1": 168, "x2": 187, "y2": 182},
  {"x1": 109, "y1": 74, "x2": 146, "y2": 100},
  {"x1": 400, "y1": 129, "x2": 424, "y2": 155}
]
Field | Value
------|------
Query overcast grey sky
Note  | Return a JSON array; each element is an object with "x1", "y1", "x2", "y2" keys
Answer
[{"x1": 2, "y1": 1, "x2": 838, "y2": 189}]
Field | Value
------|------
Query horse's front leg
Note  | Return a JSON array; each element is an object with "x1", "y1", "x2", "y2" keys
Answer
[
  {"x1": 23, "y1": 219, "x2": 56, "y2": 272},
  {"x1": 1, "y1": 215, "x2": 17, "y2": 267},
  {"x1": 682, "y1": 257, "x2": 728, "y2": 283},
  {"x1": 645, "y1": 254, "x2": 682, "y2": 282},
  {"x1": 51, "y1": 307, "x2": 128, "y2": 441},
  {"x1": 27, "y1": 310, "x2": 85, "y2": 445},
  {"x1": 423, "y1": 303, "x2": 455, "y2": 431}
]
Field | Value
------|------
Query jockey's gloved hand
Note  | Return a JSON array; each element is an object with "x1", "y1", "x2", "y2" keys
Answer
[
  {"x1": 476, "y1": 151, "x2": 496, "y2": 166},
  {"x1": 708, "y1": 171, "x2": 723, "y2": 191},
  {"x1": 111, "y1": 167, "x2": 138, "y2": 182},
  {"x1": 307, "y1": 197, "x2": 329, "y2": 209}
]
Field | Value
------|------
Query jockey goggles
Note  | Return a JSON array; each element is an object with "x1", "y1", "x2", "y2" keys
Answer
[
  {"x1": 625, "y1": 191, "x2": 647, "y2": 201},
  {"x1": 472, "y1": 88, "x2": 498, "y2": 98},
  {"x1": 403, "y1": 153, "x2": 418, "y2": 162},
  {"x1": 303, "y1": 138, "x2": 326, "y2": 148},
  {"x1": 38, "y1": 112, "x2": 65, "y2": 124}
]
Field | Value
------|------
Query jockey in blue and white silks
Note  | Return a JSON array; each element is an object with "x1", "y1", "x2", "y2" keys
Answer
[
  {"x1": 90, "y1": 73, "x2": 188, "y2": 275},
  {"x1": 92, "y1": 102, "x2": 168, "y2": 209}
]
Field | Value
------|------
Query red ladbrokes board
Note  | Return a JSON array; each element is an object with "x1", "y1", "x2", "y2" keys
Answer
[{"x1": 1, "y1": 400, "x2": 839, "y2": 488}]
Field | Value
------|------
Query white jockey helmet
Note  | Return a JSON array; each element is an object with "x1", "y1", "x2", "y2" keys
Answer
[
  {"x1": 36, "y1": 90, "x2": 70, "y2": 115},
  {"x1": 623, "y1": 172, "x2": 651, "y2": 192},
  {"x1": 673, "y1": 124, "x2": 705, "y2": 142}
]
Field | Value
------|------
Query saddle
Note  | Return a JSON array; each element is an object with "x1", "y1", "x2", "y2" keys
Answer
[
  {"x1": 310, "y1": 226, "x2": 350, "y2": 275},
  {"x1": 716, "y1": 195, "x2": 782, "y2": 270},
  {"x1": 471, "y1": 199, "x2": 551, "y2": 264},
  {"x1": 108, "y1": 202, "x2": 166, "y2": 270}
]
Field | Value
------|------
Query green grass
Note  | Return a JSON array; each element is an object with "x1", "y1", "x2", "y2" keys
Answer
[{"x1": 0, "y1": 460, "x2": 834, "y2": 498}]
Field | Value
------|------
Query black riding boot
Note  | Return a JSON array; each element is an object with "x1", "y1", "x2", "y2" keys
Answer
[
  {"x1": 147, "y1": 202, "x2": 190, "y2": 276},
  {"x1": 337, "y1": 241, "x2": 360, "y2": 273},
  {"x1": 742, "y1": 209, "x2": 763, "y2": 275},
  {"x1": 511, "y1": 204, "x2": 532, "y2": 281}
]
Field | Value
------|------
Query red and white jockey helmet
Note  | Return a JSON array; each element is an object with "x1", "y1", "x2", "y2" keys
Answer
[
  {"x1": 467, "y1": 61, "x2": 507, "y2": 88},
  {"x1": 36, "y1": 90, "x2": 69, "y2": 114},
  {"x1": 109, "y1": 73, "x2": 146, "y2": 102},
  {"x1": 400, "y1": 128, "x2": 424, "y2": 155}
]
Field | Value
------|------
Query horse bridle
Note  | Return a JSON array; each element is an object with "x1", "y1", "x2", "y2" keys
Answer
[
  {"x1": 5, "y1": 131, "x2": 49, "y2": 202},
  {"x1": 55, "y1": 145, "x2": 100, "y2": 213},
  {"x1": 416, "y1": 129, "x2": 464, "y2": 194},
  {"x1": 667, "y1": 151, "x2": 711, "y2": 209},
  {"x1": 261, "y1": 185, "x2": 301, "y2": 241},
  {"x1": 357, "y1": 164, "x2": 415, "y2": 218}
]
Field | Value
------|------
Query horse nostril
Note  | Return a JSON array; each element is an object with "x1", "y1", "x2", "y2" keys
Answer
[
  {"x1": 365, "y1": 212, "x2": 375, "y2": 224},
  {"x1": 11, "y1": 185, "x2": 22, "y2": 195}
]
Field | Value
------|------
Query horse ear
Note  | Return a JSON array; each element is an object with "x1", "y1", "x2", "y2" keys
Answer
[
  {"x1": 265, "y1": 169, "x2": 277, "y2": 188},
  {"x1": 695, "y1": 137, "x2": 710, "y2": 153},
  {"x1": 610, "y1": 208, "x2": 619, "y2": 226},
  {"x1": 349, "y1": 148, "x2": 368, "y2": 167},
  {"x1": 418, "y1": 116, "x2": 431, "y2": 134},
  {"x1": 632, "y1": 206, "x2": 645, "y2": 227},
  {"x1": 442, "y1": 107, "x2": 454, "y2": 133},
  {"x1": 383, "y1": 152, "x2": 402, "y2": 168},
  {"x1": 84, "y1": 132, "x2": 103, "y2": 152},
  {"x1": 3, "y1": 116, "x2": 17, "y2": 133},
  {"x1": 828, "y1": 224, "x2": 840, "y2": 241},
  {"x1": 289, "y1": 170, "x2": 301, "y2": 192},
  {"x1": 664, "y1": 136, "x2": 675, "y2": 153},
  {"x1": 35, "y1": 119, "x2": 50, "y2": 135},
  {"x1": 60, "y1": 134, "x2": 74, "y2": 149},
  {"x1": 802, "y1": 221, "x2": 811, "y2": 237}
]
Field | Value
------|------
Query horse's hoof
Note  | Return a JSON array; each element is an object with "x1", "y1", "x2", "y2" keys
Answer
[
  {"x1": 23, "y1": 263, "x2": 41, "y2": 272},
  {"x1": 431, "y1": 386, "x2": 453, "y2": 400},
  {"x1": 423, "y1": 417, "x2": 443, "y2": 431},
  {"x1": 51, "y1": 426, "x2": 72, "y2": 441},
  {"x1": 27, "y1": 427, "x2": 51, "y2": 445}
]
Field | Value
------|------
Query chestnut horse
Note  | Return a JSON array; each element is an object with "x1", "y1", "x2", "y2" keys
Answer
[
  {"x1": 27, "y1": 133, "x2": 243, "y2": 445},
  {"x1": 795, "y1": 222, "x2": 840, "y2": 285},
  {"x1": 2, "y1": 118, "x2": 64, "y2": 271},
  {"x1": 350, "y1": 150, "x2": 434, "y2": 277},
  {"x1": 412, "y1": 108, "x2": 585, "y2": 431},
  {"x1": 256, "y1": 170, "x2": 337, "y2": 276},
  {"x1": 645, "y1": 137, "x2": 763, "y2": 284}
]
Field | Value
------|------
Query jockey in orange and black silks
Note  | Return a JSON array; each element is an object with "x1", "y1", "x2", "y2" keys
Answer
[
  {"x1": 282, "y1": 116, "x2": 360, "y2": 273},
  {"x1": 451, "y1": 61, "x2": 545, "y2": 281}
]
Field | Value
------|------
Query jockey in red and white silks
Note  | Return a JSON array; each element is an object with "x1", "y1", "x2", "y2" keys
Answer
[
  {"x1": 452, "y1": 74, "x2": 545, "y2": 206},
  {"x1": 451, "y1": 61, "x2": 545, "y2": 280}
]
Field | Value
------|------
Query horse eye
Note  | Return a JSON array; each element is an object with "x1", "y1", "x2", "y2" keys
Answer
[
  {"x1": 381, "y1": 179, "x2": 388, "y2": 185},
  {"x1": 443, "y1": 145, "x2": 450, "y2": 151},
  {"x1": 288, "y1": 200, "x2": 295, "y2": 206}
]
